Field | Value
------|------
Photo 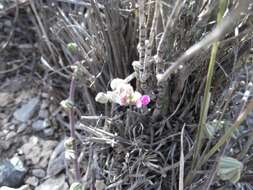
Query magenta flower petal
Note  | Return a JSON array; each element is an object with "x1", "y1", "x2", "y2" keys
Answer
[
  {"x1": 136, "y1": 99, "x2": 143, "y2": 108},
  {"x1": 140, "y1": 95, "x2": 150, "y2": 106}
]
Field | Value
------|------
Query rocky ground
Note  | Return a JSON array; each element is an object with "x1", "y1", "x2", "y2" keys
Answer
[
  {"x1": 0, "y1": 1, "x2": 73, "y2": 189},
  {"x1": 0, "y1": 76, "x2": 70, "y2": 190}
]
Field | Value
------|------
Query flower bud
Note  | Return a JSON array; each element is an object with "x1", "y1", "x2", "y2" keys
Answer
[
  {"x1": 132, "y1": 61, "x2": 141, "y2": 71},
  {"x1": 110, "y1": 78, "x2": 126, "y2": 90},
  {"x1": 67, "y1": 42, "x2": 78, "y2": 53},
  {"x1": 106, "y1": 91, "x2": 119, "y2": 103},
  {"x1": 64, "y1": 137, "x2": 76, "y2": 161},
  {"x1": 60, "y1": 99, "x2": 74, "y2": 111},
  {"x1": 64, "y1": 137, "x2": 75, "y2": 149},
  {"x1": 95, "y1": 92, "x2": 109, "y2": 104}
]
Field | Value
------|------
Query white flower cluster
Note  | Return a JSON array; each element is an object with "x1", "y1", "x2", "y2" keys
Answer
[{"x1": 95, "y1": 78, "x2": 150, "y2": 108}]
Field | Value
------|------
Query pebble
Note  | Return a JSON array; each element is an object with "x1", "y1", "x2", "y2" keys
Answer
[
  {"x1": 4, "y1": 20, "x2": 12, "y2": 27},
  {"x1": 0, "y1": 157, "x2": 27, "y2": 188},
  {"x1": 0, "y1": 132, "x2": 5, "y2": 138},
  {"x1": 43, "y1": 128, "x2": 54, "y2": 137},
  {"x1": 0, "y1": 140, "x2": 12, "y2": 150},
  {"x1": 17, "y1": 123, "x2": 28, "y2": 133},
  {"x1": 0, "y1": 93, "x2": 14, "y2": 107},
  {"x1": 38, "y1": 109, "x2": 49, "y2": 118},
  {"x1": 25, "y1": 176, "x2": 39, "y2": 187},
  {"x1": 3, "y1": 123, "x2": 12, "y2": 129},
  {"x1": 20, "y1": 136, "x2": 57, "y2": 168},
  {"x1": 32, "y1": 169, "x2": 46, "y2": 178},
  {"x1": 5, "y1": 131, "x2": 17, "y2": 140},
  {"x1": 41, "y1": 100, "x2": 49, "y2": 109},
  {"x1": 95, "y1": 180, "x2": 106, "y2": 190},
  {"x1": 12, "y1": 119, "x2": 21, "y2": 125},
  {"x1": 32, "y1": 120, "x2": 48, "y2": 131},
  {"x1": 0, "y1": 185, "x2": 31, "y2": 190},
  {"x1": 13, "y1": 97, "x2": 40, "y2": 122},
  {"x1": 0, "y1": 113, "x2": 6, "y2": 121},
  {"x1": 9, "y1": 125, "x2": 16, "y2": 130},
  {"x1": 35, "y1": 174, "x2": 68, "y2": 190},
  {"x1": 46, "y1": 152, "x2": 65, "y2": 177},
  {"x1": 41, "y1": 93, "x2": 49, "y2": 99}
]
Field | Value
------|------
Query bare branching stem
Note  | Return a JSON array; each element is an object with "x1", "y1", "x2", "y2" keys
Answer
[
  {"x1": 144, "y1": 0, "x2": 159, "y2": 72},
  {"x1": 29, "y1": 0, "x2": 56, "y2": 63},
  {"x1": 156, "y1": 0, "x2": 183, "y2": 55},
  {"x1": 157, "y1": 0, "x2": 250, "y2": 84},
  {"x1": 152, "y1": 0, "x2": 186, "y2": 117},
  {"x1": 69, "y1": 76, "x2": 81, "y2": 181},
  {"x1": 138, "y1": 0, "x2": 146, "y2": 81}
]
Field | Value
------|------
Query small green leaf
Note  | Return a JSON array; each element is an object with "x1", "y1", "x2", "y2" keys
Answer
[
  {"x1": 205, "y1": 123, "x2": 216, "y2": 139},
  {"x1": 217, "y1": 156, "x2": 243, "y2": 184},
  {"x1": 67, "y1": 42, "x2": 78, "y2": 53},
  {"x1": 70, "y1": 182, "x2": 84, "y2": 190}
]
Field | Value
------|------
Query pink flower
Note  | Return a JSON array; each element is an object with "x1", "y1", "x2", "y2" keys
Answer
[
  {"x1": 119, "y1": 95, "x2": 128, "y2": 105},
  {"x1": 136, "y1": 95, "x2": 150, "y2": 108},
  {"x1": 136, "y1": 99, "x2": 142, "y2": 108},
  {"x1": 141, "y1": 95, "x2": 151, "y2": 105}
]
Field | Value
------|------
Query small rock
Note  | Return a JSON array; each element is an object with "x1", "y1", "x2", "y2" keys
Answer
[
  {"x1": 0, "y1": 157, "x2": 27, "y2": 188},
  {"x1": 5, "y1": 131, "x2": 16, "y2": 140},
  {"x1": 0, "y1": 185, "x2": 30, "y2": 190},
  {"x1": 3, "y1": 123, "x2": 12, "y2": 130},
  {"x1": 0, "y1": 131, "x2": 6, "y2": 138},
  {"x1": 35, "y1": 174, "x2": 68, "y2": 190},
  {"x1": 15, "y1": 90, "x2": 32, "y2": 105},
  {"x1": 4, "y1": 20, "x2": 12, "y2": 27},
  {"x1": 47, "y1": 152, "x2": 65, "y2": 177},
  {"x1": 43, "y1": 128, "x2": 54, "y2": 137},
  {"x1": 12, "y1": 119, "x2": 21, "y2": 125},
  {"x1": 13, "y1": 97, "x2": 40, "y2": 122},
  {"x1": 10, "y1": 157, "x2": 26, "y2": 173},
  {"x1": 17, "y1": 123, "x2": 28, "y2": 133},
  {"x1": 32, "y1": 120, "x2": 48, "y2": 131},
  {"x1": 0, "y1": 93, "x2": 14, "y2": 107},
  {"x1": 9, "y1": 125, "x2": 16, "y2": 130},
  {"x1": 41, "y1": 93, "x2": 49, "y2": 99},
  {"x1": 38, "y1": 109, "x2": 49, "y2": 118},
  {"x1": 41, "y1": 100, "x2": 49, "y2": 109},
  {"x1": 0, "y1": 140, "x2": 12, "y2": 150},
  {"x1": 25, "y1": 176, "x2": 39, "y2": 186},
  {"x1": 49, "y1": 105, "x2": 57, "y2": 114},
  {"x1": 95, "y1": 180, "x2": 106, "y2": 190},
  {"x1": 20, "y1": 136, "x2": 57, "y2": 168},
  {"x1": 20, "y1": 136, "x2": 40, "y2": 164},
  {"x1": 32, "y1": 169, "x2": 45, "y2": 178},
  {"x1": 0, "y1": 113, "x2": 6, "y2": 122}
]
